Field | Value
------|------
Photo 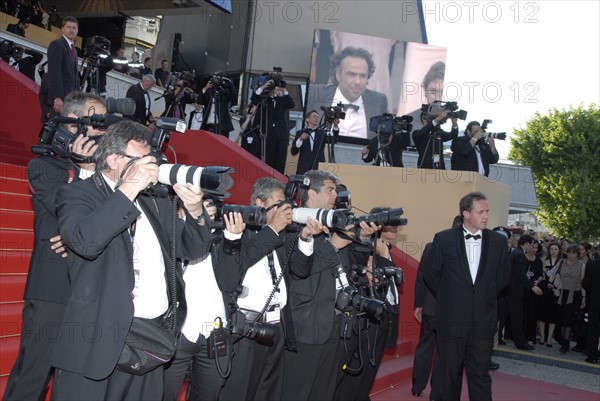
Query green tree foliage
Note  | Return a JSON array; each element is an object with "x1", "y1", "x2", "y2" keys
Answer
[{"x1": 509, "y1": 104, "x2": 600, "y2": 242}]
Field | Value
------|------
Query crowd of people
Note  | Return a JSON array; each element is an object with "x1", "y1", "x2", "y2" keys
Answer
[{"x1": 2, "y1": 13, "x2": 599, "y2": 401}]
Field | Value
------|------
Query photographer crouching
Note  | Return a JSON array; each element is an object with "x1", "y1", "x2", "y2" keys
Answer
[
  {"x1": 199, "y1": 71, "x2": 237, "y2": 138},
  {"x1": 50, "y1": 120, "x2": 214, "y2": 399},
  {"x1": 450, "y1": 120, "x2": 501, "y2": 177}
]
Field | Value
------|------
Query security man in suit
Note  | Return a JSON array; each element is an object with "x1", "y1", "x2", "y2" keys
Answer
[
  {"x1": 451, "y1": 121, "x2": 499, "y2": 177},
  {"x1": 46, "y1": 16, "x2": 80, "y2": 115},
  {"x1": 125, "y1": 74, "x2": 156, "y2": 126},
  {"x1": 423, "y1": 192, "x2": 510, "y2": 401},
  {"x1": 3, "y1": 92, "x2": 106, "y2": 401}
]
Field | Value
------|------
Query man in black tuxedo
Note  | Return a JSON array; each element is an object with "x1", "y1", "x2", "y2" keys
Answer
[
  {"x1": 125, "y1": 74, "x2": 156, "y2": 126},
  {"x1": 423, "y1": 192, "x2": 511, "y2": 401},
  {"x1": 2, "y1": 44, "x2": 42, "y2": 81},
  {"x1": 46, "y1": 16, "x2": 80, "y2": 116},
  {"x1": 451, "y1": 121, "x2": 499, "y2": 177},
  {"x1": 250, "y1": 79, "x2": 295, "y2": 174},
  {"x1": 199, "y1": 72, "x2": 236, "y2": 138},
  {"x1": 291, "y1": 110, "x2": 338, "y2": 174},
  {"x1": 506, "y1": 234, "x2": 543, "y2": 350},
  {"x1": 306, "y1": 47, "x2": 387, "y2": 140},
  {"x1": 3, "y1": 92, "x2": 106, "y2": 401},
  {"x1": 362, "y1": 128, "x2": 410, "y2": 167},
  {"x1": 582, "y1": 258, "x2": 600, "y2": 364},
  {"x1": 6, "y1": 17, "x2": 29, "y2": 37},
  {"x1": 50, "y1": 120, "x2": 212, "y2": 400},
  {"x1": 219, "y1": 177, "x2": 318, "y2": 401},
  {"x1": 412, "y1": 109, "x2": 459, "y2": 170}
]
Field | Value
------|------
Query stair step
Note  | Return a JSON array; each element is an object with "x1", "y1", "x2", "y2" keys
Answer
[
  {"x1": 0, "y1": 335, "x2": 20, "y2": 376},
  {"x1": 0, "y1": 177, "x2": 30, "y2": 195},
  {"x1": 0, "y1": 210, "x2": 34, "y2": 230},
  {"x1": 0, "y1": 302, "x2": 24, "y2": 337},
  {"x1": 0, "y1": 275, "x2": 27, "y2": 303},
  {"x1": 370, "y1": 354, "x2": 413, "y2": 394},
  {"x1": 0, "y1": 229, "x2": 34, "y2": 250},
  {"x1": 0, "y1": 250, "x2": 31, "y2": 274},
  {"x1": 0, "y1": 192, "x2": 33, "y2": 212},
  {"x1": 0, "y1": 163, "x2": 28, "y2": 180}
]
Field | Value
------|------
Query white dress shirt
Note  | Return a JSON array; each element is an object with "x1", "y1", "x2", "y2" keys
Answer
[{"x1": 463, "y1": 226, "x2": 483, "y2": 284}]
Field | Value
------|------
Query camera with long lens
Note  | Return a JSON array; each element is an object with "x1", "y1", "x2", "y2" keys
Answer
[
  {"x1": 320, "y1": 103, "x2": 346, "y2": 121},
  {"x1": 31, "y1": 114, "x2": 124, "y2": 161},
  {"x1": 228, "y1": 310, "x2": 276, "y2": 347},
  {"x1": 106, "y1": 97, "x2": 136, "y2": 115},
  {"x1": 140, "y1": 117, "x2": 235, "y2": 198},
  {"x1": 0, "y1": 40, "x2": 24, "y2": 61},
  {"x1": 292, "y1": 208, "x2": 353, "y2": 230},
  {"x1": 335, "y1": 285, "x2": 385, "y2": 321},
  {"x1": 209, "y1": 198, "x2": 267, "y2": 230},
  {"x1": 373, "y1": 266, "x2": 404, "y2": 286},
  {"x1": 421, "y1": 100, "x2": 468, "y2": 121},
  {"x1": 351, "y1": 207, "x2": 407, "y2": 228},
  {"x1": 480, "y1": 119, "x2": 506, "y2": 140}
]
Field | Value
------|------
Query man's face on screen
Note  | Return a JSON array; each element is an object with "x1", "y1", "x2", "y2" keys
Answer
[{"x1": 336, "y1": 56, "x2": 369, "y2": 103}]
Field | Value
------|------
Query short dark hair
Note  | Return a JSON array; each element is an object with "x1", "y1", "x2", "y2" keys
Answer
[
  {"x1": 250, "y1": 177, "x2": 285, "y2": 205},
  {"x1": 330, "y1": 47, "x2": 375, "y2": 84},
  {"x1": 566, "y1": 243, "x2": 580, "y2": 254},
  {"x1": 144, "y1": 57, "x2": 151, "y2": 63},
  {"x1": 459, "y1": 191, "x2": 487, "y2": 215},
  {"x1": 94, "y1": 120, "x2": 149, "y2": 172},
  {"x1": 422, "y1": 61, "x2": 445, "y2": 89},
  {"x1": 61, "y1": 16, "x2": 78, "y2": 27},
  {"x1": 518, "y1": 234, "x2": 534, "y2": 247},
  {"x1": 299, "y1": 170, "x2": 339, "y2": 205},
  {"x1": 305, "y1": 110, "x2": 318, "y2": 119}
]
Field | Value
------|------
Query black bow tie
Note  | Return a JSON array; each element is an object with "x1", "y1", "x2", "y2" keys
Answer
[
  {"x1": 344, "y1": 103, "x2": 360, "y2": 112},
  {"x1": 465, "y1": 233, "x2": 481, "y2": 240}
]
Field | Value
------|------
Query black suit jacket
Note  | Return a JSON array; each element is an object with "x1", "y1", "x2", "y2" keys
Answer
[
  {"x1": 451, "y1": 136, "x2": 499, "y2": 177},
  {"x1": 290, "y1": 127, "x2": 326, "y2": 174},
  {"x1": 47, "y1": 37, "x2": 79, "y2": 104},
  {"x1": 199, "y1": 80, "x2": 236, "y2": 135},
  {"x1": 288, "y1": 233, "x2": 341, "y2": 344},
  {"x1": 24, "y1": 156, "x2": 81, "y2": 304},
  {"x1": 412, "y1": 123, "x2": 458, "y2": 169},
  {"x1": 250, "y1": 93, "x2": 295, "y2": 140},
  {"x1": 507, "y1": 247, "x2": 535, "y2": 299},
  {"x1": 414, "y1": 243, "x2": 436, "y2": 316},
  {"x1": 306, "y1": 83, "x2": 388, "y2": 140},
  {"x1": 125, "y1": 83, "x2": 152, "y2": 126},
  {"x1": 13, "y1": 49, "x2": 43, "y2": 81},
  {"x1": 423, "y1": 227, "x2": 510, "y2": 336},
  {"x1": 582, "y1": 259, "x2": 600, "y2": 310},
  {"x1": 52, "y1": 174, "x2": 212, "y2": 380}
]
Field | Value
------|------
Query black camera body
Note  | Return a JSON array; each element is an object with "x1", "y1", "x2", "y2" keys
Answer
[
  {"x1": 349, "y1": 207, "x2": 408, "y2": 229},
  {"x1": 369, "y1": 113, "x2": 413, "y2": 135},
  {"x1": 228, "y1": 310, "x2": 276, "y2": 347},
  {"x1": 335, "y1": 285, "x2": 385, "y2": 322},
  {"x1": 422, "y1": 101, "x2": 468, "y2": 121},
  {"x1": 374, "y1": 266, "x2": 404, "y2": 286},
  {"x1": 321, "y1": 103, "x2": 346, "y2": 121},
  {"x1": 268, "y1": 66, "x2": 286, "y2": 88},
  {"x1": 0, "y1": 39, "x2": 24, "y2": 61},
  {"x1": 480, "y1": 119, "x2": 506, "y2": 140}
]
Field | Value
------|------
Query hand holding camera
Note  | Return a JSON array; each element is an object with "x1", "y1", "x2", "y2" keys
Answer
[
  {"x1": 119, "y1": 155, "x2": 159, "y2": 200},
  {"x1": 173, "y1": 183, "x2": 204, "y2": 218},
  {"x1": 71, "y1": 134, "x2": 99, "y2": 170}
]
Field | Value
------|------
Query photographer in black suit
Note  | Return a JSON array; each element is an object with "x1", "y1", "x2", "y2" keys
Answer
[
  {"x1": 412, "y1": 109, "x2": 458, "y2": 170},
  {"x1": 291, "y1": 110, "x2": 338, "y2": 174},
  {"x1": 125, "y1": 74, "x2": 156, "y2": 126},
  {"x1": 199, "y1": 72, "x2": 236, "y2": 138},
  {"x1": 362, "y1": 114, "x2": 411, "y2": 167},
  {"x1": 451, "y1": 121, "x2": 499, "y2": 177},
  {"x1": 1, "y1": 41, "x2": 43, "y2": 81},
  {"x1": 3, "y1": 92, "x2": 106, "y2": 401}
]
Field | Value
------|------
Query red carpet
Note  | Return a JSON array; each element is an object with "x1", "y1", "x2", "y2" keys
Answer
[{"x1": 371, "y1": 371, "x2": 599, "y2": 401}]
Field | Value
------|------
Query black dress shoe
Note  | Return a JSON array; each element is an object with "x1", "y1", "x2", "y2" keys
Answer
[
  {"x1": 516, "y1": 344, "x2": 535, "y2": 351},
  {"x1": 498, "y1": 339, "x2": 507, "y2": 345},
  {"x1": 412, "y1": 391, "x2": 421, "y2": 397},
  {"x1": 488, "y1": 361, "x2": 500, "y2": 370},
  {"x1": 584, "y1": 357, "x2": 598, "y2": 364}
]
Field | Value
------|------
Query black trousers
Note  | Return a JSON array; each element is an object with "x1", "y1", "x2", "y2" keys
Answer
[
  {"x1": 412, "y1": 313, "x2": 442, "y2": 400},
  {"x1": 586, "y1": 307, "x2": 599, "y2": 360},
  {"x1": 219, "y1": 324, "x2": 284, "y2": 401},
  {"x1": 507, "y1": 295, "x2": 527, "y2": 346},
  {"x1": 50, "y1": 366, "x2": 163, "y2": 401},
  {"x1": 3, "y1": 299, "x2": 65, "y2": 401},
  {"x1": 163, "y1": 334, "x2": 226, "y2": 401},
  {"x1": 282, "y1": 318, "x2": 343, "y2": 401},
  {"x1": 265, "y1": 133, "x2": 288, "y2": 174},
  {"x1": 436, "y1": 323, "x2": 494, "y2": 401}
]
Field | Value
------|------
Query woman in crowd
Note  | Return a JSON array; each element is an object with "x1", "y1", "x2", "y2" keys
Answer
[
  {"x1": 538, "y1": 242, "x2": 561, "y2": 346},
  {"x1": 525, "y1": 240, "x2": 544, "y2": 343},
  {"x1": 551, "y1": 243, "x2": 585, "y2": 353}
]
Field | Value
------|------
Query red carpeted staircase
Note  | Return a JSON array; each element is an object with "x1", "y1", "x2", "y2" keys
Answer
[{"x1": 0, "y1": 162, "x2": 33, "y2": 394}]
